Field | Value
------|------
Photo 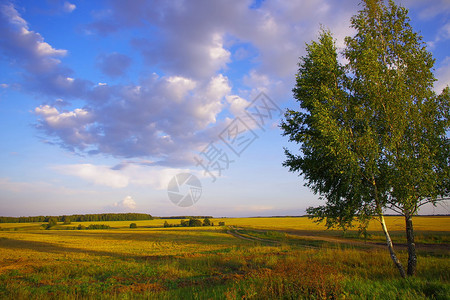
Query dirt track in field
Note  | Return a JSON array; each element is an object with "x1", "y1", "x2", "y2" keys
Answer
[{"x1": 227, "y1": 226, "x2": 449, "y2": 254}]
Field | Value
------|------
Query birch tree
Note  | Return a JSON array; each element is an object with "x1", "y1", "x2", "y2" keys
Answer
[{"x1": 281, "y1": 0, "x2": 449, "y2": 277}]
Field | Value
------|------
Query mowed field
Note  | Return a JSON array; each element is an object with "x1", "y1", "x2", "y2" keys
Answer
[{"x1": 0, "y1": 216, "x2": 448, "y2": 299}]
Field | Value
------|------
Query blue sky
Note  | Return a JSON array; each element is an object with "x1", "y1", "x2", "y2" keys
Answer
[{"x1": 0, "y1": 0, "x2": 449, "y2": 217}]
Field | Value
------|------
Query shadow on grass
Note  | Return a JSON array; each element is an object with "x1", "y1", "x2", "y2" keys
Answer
[
  {"x1": 0, "y1": 237, "x2": 190, "y2": 262},
  {"x1": 3, "y1": 228, "x2": 243, "y2": 245},
  {"x1": 0, "y1": 226, "x2": 257, "y2": 263}
]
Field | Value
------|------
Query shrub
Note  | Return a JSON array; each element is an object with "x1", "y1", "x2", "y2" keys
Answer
[
  {"x1": 46, "y1": 217, "x2": 58, "y2": 229},
  {"x1": 87, "y1": 224, "x2": 110, "y2": 229},
  {"x1": 203, "y1": 218, "x2": 211, "y2": 226},
  {"x1": 219, "y1": 222, "x2": 225, "y2": 226},
  {"x1": 62, "y1": 216, "x2": 71, "y2": 225},
  {"x1": 189, "y1": 218, "x2": 202, "y2": 227},
  {"x1": 130, "y1": 223, "x2": 137, "y2": 228}
]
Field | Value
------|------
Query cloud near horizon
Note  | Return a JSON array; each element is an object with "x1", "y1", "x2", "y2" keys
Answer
[
  {"x1": 113, "y1": 196, "x2": 137, "y2": 211},
  {"x1": 53, "y1": 163, "x2": 194, "y2": 190}
]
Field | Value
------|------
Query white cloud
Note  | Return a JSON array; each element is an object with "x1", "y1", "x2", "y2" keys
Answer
[
  {"x1": 134, "y1": 31, "x2": 231, "y2": 79},
  {"x1": 54, "y1": 164, "x2": 129, "y2": 188},
  {"x1": 35, "y1": 105, "x2": 93, "y2": 150},
  {"x1": 400, "y1": 0, "x2": 450, "y2": 19},
  {"x1": 226, "y1": 95, "x2": 250, "y2": 117},
  {"x1": 3, "y1": 0, "x2": 447, "y2": 170},
  {"x1": 53, "y1": 163, "x2": 194, "y2": 190},
  {"x1": 114, "y1": 196, "x2": 136, "y2": 210},
  {"x1": 63, "y1": 2, "x2": 76, "y2": 13},
  {"x1": 435, "y1": 57, "x2": 450, "y2": 93},
  {"x1": 0, "y1": 3, "x2": 67, "y2": 73},
  {"x1": 430, "y1": 22, "x2": 450, "y2": 49},
  {"x1": 3, "y1": 0, "x2": 359, "y2": 166},
  {"x1": 35, "y1": 74, "x2": 231, "y2": 164},
  {"x1": 1, "y1": 2, "x2": 26, "y2": 27},
  {"x1": 163, "y1": 76, "x2": 197, "y2": 102}
]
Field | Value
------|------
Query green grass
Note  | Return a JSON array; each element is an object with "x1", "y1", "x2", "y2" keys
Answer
[{"x1": 0, "y1": 217, "x2": 448, "y2": 299}]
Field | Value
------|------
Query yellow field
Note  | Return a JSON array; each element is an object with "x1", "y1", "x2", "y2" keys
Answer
[
  {"x1": 0, "y1": 216, "x2": 448, "y2": 299},
  {"x1": 214, "y1": 216, "x2": 450, "y2": 232},
  {"x1": 2, "y1": 216, "x2": 448, "y2": 232}
]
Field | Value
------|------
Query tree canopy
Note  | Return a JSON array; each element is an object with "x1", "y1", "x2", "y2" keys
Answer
[
  {"x1": 281, "y1": 0, "x2": 449, "y2": 277},
  {"x1": 0, "y1": 213, "x2": 153, "y2": 223}
]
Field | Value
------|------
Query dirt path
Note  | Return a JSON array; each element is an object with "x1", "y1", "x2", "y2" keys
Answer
[
  {"x1": 227, "y1": 226, "x2": 280, "y2": 244},
  {"x1": 227, "y1": 226, "x2": 449, "y2": 254},
  {"x1": 282, "y1": 230, "x2": 385, "y2": 249},
  {"x1": 229, "y1": 227, "x2": 384, "y2": 249},
  {"x1": 227, "y1": 227, "x2": 316, "y2": 249},
  {"x1": 284, "y1": 230, "x2": 450, "y2": 253}
]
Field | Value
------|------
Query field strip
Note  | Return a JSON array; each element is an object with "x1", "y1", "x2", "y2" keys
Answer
[
  {"x1": 227, "y1": 226, "x2": 320, "y2": 249},
  {"x1": 227, "y1": 226, "x2": 280, "y2": 244},
  {"x1": 287, "y1": 232, "x2": 386, "y2": 249},
  {"x1": 282, "y1": 230, "x2": 450, "y2": 253},
  {"x1": 228, "y1": 226, "x2": 386, "y2": 249}
]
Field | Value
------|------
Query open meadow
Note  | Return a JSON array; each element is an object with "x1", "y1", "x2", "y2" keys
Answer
[{"x1": 0, "y1": 216, "x2": 448, "y2": 299}]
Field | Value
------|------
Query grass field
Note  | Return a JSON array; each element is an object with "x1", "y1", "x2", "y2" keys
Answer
[{"x1": 0, "y1": 216, "x2": 448, "y2": 299}]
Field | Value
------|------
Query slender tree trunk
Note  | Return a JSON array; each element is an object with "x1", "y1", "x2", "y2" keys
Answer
[
  {"x1": 405, "y1": 214, "x2": 417, "y2": 276},
  {"x1": 379, "y1": 213, "x2": 406, "y2": 278}
]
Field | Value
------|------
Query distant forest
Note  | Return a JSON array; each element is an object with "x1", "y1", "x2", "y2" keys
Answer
[{"x1": 0, "y1": 213, "x2": 153, "y2": 223}]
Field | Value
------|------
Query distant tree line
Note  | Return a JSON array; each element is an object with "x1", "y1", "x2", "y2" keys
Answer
[
  {"x1": 158, "y1": 216, "x2": 213, "y2": 220},
  {"x1": 163, "y1": 218, "x2": 225, "y2": 228},
  {"x1": 0, "y1": 213, "x2": 153, "y2": 223},
  {"x1": 41, "y1": 223, "x2": 111, "y2": 230}
]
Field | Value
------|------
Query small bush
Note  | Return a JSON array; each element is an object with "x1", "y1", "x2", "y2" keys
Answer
[
  {"x1": 87, "y1": 224, "x2": 110, "y2": 230},
  {"x1": 218, "y1": 222, "x2": 225, "y2": 226},
  {"x1": 189, "y1": 218, "x2": 202, "y2": 227},
  {"x1": 130, "y1": 223, "x2": 137, "y2": 228},
  {"x1": 46, "y1": 217, "x2": 58, "y2": 229}
]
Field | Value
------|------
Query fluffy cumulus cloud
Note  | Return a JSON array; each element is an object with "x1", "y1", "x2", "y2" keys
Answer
[
  {"x1": 1, "y1": 0, "x2": 447, "y2": 171},
  {"x1": 0, "y1": 3, "x2": 91, "y2": 97},
  {"x1": 85, "y1": 0, "x2": 356, "y2": 82},
  {"x1": 113, "y1": 196, "x2": 136, "y2": 211},
  {"x1": 36, "y1": 73, "x2": 230, "y2": 164},
  {"x1": 0, "y1": 3, "x2": 67, "y2": 73},
  {"x1": 35, "y1": 105, "x2": 94, "y2": 151}
]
